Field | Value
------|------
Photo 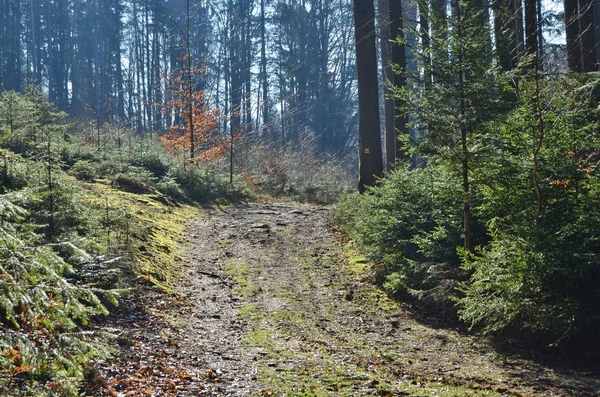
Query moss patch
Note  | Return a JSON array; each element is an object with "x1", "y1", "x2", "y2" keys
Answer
[
  {"x1": 225, "y1": 259, "x2": 263, "y2": 296},
  {"x1": 344, "y1": 248, "x2": 370, "y2": 276},
  {"x1": 84, "y1": 180, "x2": 199, "y2": 293}
]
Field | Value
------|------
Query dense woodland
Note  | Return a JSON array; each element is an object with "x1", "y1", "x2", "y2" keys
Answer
[
  {"x1": 344, "y1": 0, "x2": 600, "y2": 350},
  {"x1": 1, "y1": 0, "x2": 600, "y2": 395},
  {"x1": 0, "y1": 0, "x2": 359, "y2": 154}
]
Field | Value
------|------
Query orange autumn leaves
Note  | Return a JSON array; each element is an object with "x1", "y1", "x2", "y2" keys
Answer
[{"x1": 159, "y1": 55, "x2": 227, "y2": 164}]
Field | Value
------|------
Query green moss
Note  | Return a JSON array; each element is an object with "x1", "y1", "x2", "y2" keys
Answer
[
  {"x1": 225, "y1": 260, "x2": 264, "y2": 296},
  {"x1": 271, "y1": 286, "x2": 298, "y2": 301},
  {"x1": 237, "y1": 305, "x2": 260, "y2": 320},
  {"x1": 84, "y1": 182, "x2": 199, "y2": 293},
  {"x1": 200, "y1": 210, "x2": 512, "y2": 397},
  {"x1": 244, "y1": 329, "x2": 276, "y2": 349},
  {"x1": 345, "y1": 249, "x2": 370, "y2": 275},
  {"x1": 219, "y1": 238, "x2": 234, "y2": 248},
  {"x1": 224, "y1": 260, "x2": 249, "y2": 278}
]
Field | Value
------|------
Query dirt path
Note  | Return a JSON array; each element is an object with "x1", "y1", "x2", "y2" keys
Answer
[{"x1": 175, "y1": 203, "x2": 600, "y2": 396}]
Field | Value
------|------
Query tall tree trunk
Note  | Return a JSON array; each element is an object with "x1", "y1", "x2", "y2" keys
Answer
[
  {"x1": 536, "y1": 0, "x2": 543, "y2": 63},
  {"x1": 186, "y1": 0, "x2": 194, "y2": 159},
  {"x1": 389, "y1": 0, "x2": 409, "y2": 162},
  {"x1": 431, "y1": 0, "x2": 448, "y2": 83},
  {"x1": 30, "y1": 0, "x2": 42, "y2": 86},
  {"x1": 419, "y1": 0, "x2": 432, "y2": 87},
  {"x1": 317, "y1": 0, "x2": 333, "y2": 152},
  {"x1": 278, "y1": 36, "x2": 285, "y2": 146},
  {"x1": 593, "y1": 0, "x2": 600, "y2": 65},
  {"x1": 150, "y1": 18, "x2": 158, "y2": 130},
  {"x1": 474, "y1": 0, "x2": 492, "y2": 56},
  {"x1": 116, "y1": 0, "x2": 125, "y2": 119},
  {"x1": 354, "y1": 0, "x2": 383, "y2": 192},
  {"x1": 243, "y1": 1, "x2": 253, "y2": 134},
  {"x1": 7, "y1": 0, "x2": 22, "y2": 91},
  {"x1": 453, "y1": 0, "x2": 472, "y2": 251},
  {"x1": 579, "y1": 0, "x2": 597, "y2": 71},
  {"x1": 493, "y1": 0, "x2": 513, "y2": 70},
  {"x1": 524, "y1": 0, "x2": 538, "y2": 59},
  {"x1": 259, "y1": 0, "x2": 270, "y2": 131},
  {"x1": 509, "y1": 0, "x2": 525, "y2": 66},
  {"x1": 229, "y1": 0, "x2": 242, "y2": 139},
  {"x1": 378, "y1": 0, "x2": 396, "y2": 171},
  {"x1": 144, "y1": 4, "x2": 152, "y2": 128}
]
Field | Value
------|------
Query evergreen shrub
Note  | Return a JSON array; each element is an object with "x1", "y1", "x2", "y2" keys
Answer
[
  {"x1": 335, "y1": 165, "x2": 467, "y2": 298},
  {"x1": 337, "y1": 73, "x2": 600, "y2": 346},
  {"x1": 0, "y1": 197, "x2": 116, "y2": 395}
]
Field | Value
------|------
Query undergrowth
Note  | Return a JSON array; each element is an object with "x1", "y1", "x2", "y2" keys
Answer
[
  {"x1": 335, "y1": 73, "x2": 600, "y2": 352},
  {"x1": 230, "y1": 134, "x2": 355, "y2": 204},
  {"x1": 0, "y1": 89, "x2": 247, "y2": 395},
  {"x1": 0, "y1": 87, "x2": 355, "y2": 395}
]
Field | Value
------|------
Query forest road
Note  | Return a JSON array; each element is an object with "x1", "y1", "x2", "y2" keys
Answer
[{"x1": 177, "y1": 203, "x2": 600, "y2": 396}]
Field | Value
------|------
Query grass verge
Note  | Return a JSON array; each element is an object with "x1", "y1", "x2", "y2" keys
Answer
[{"x1": 85, "y1": 179, "x2": 200, "y2": 293}]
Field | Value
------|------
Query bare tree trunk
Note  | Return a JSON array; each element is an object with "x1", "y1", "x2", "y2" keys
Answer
[
  {"x1": 354, "y1": 0, "x2": 384, "y2": 192},
  {"x1": 30, "y1": 0, "x2": 41, "y2": 86},
  {"x1": 389, "y1": 0, "x2": 409, "y2": 162},
  {"x1": 579, "y1": 0, "x2": 597, "y2": 71},
  {"x1": 378, "y1": 0, "x2": 396, "y2": 171},
  {"x1": 593, "y1": 0, "x2": 600, "y2": 65},
  {"x1": 509, "y1": 0, "x2": 525, "y2": 67},
  {"x1": 229, "y1": 0, "x2": 242, "y2": 139},
  {"x1": 493, "y1": 0, "x2": 513, "y2": 70},
  {"x1": 419, "y1": 0, "x2": 432, "y2": 88},
  {"x1": 243, "y1": 0, "x2": 253, "y2": 134},
  {"x1": 432, "y1": 0, "x2": 448, "y2": 83},
  {"x1": 259, "y1": 0, "x2": 270, "y2": 130},
  {"x1": 525, "y1": 0, "x2": 538, "y2": 59}
]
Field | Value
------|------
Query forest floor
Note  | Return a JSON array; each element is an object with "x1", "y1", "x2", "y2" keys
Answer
[{"x1": 90, "y1": 203, "x2": 600, "y2": 396}]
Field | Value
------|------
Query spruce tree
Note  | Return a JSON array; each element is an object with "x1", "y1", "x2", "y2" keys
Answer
[{"x1": 395, "y1": 0, "x2": 512, "y2": 250}]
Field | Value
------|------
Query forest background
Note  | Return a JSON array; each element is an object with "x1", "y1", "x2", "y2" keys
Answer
[{"x1": 1, "y1": 0, "x2": 600, "y2": 395}]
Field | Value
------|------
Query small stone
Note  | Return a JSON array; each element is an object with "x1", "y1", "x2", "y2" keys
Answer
[{"x1": 250, "y1": 223, "x2": 270, "y2": 229}]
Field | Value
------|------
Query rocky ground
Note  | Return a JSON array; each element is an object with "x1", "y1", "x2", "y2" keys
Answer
[{"x1": 90, "y1": 203, "x2": 600, "y2": 396}]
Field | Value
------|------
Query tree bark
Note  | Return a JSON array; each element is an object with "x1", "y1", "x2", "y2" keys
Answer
[
  {"x1": 431, "y1": 0, "x2": 448, "y2": 83},
  {"x1": 454, "y1": 0, "x2": 472, "y2": 251},
  {"x1": 378, "y1": 0, "x2": 396, "y2": 171},
  {"x1": 259, "y1": 0, "x2": 270, "y2": 132},
  {"x1": 524, "y1": 0, "x2": 538, "y2": 59},
  {"x1": 229, "y1": 0, "x2": 242, "y2": 138},
  {"x1": 419, "y1": 0, "x2": 432, "y2": 88},
  {"x1": 564, "y1": 0, "x2": 581, "y2": 71},
  {"x1": 593, "y1": 0, "x2": 600, "y2": 66},
  {"x1": 354, "y1": 0, "x2": 384, "y2": 192},
  {"x1": 493, "y1": 0, "x2": 513, "y2": 70},
  {"x1": 389, "y1": 0, "x2": 409, "y2": 162},
  {"x1": 579, "y1": 0, "x2": 597, "y2": 71},
  {"x1": 509, "y1": 0, "x2": 525, "y2": 66}
]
